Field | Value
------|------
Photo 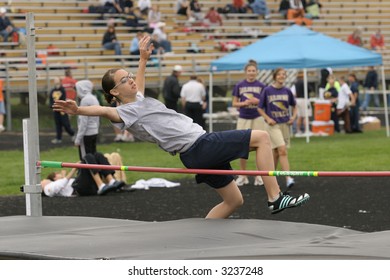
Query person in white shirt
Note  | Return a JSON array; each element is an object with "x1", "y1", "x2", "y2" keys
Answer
[
  {"x1": 337, "y1": 76, "x2": 356, "y2": 133},
  {"x1": 41, "y1": 152, "x2": 126, "y2": 196},
  {"x1": 138, "y1": 0, "x2": 151, "y2": 15},
  {"x1": 180, "y1": 75, "x2": 207, "y2": 129}
]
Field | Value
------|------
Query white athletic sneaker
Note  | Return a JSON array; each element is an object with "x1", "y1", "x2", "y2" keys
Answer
[
  {"x1": 0, "y1": 125, "x2": 4, "y2": 133},
  {"x1": 254, "y1": 176, "x2": 264, "y2": 186},
  {"x1": 287, "y1": 177, "x2": 295, "y2": 188},
  {"x1": 236, "y1": 175, "x2": 249, "y2": 186}
]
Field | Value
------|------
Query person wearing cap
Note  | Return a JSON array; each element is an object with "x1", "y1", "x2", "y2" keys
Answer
[
  {"x1": 53, "y1": 36, "x2": 310, "y2": 217},
  {"x1": 0, "y1": 7, "x2": 18, "y2": 43},
  {"x1": 163, "y1": 65, "x2": 183, "y2": 111},
  {"x1": 152, "y1": 21, "x2": 172, "y2": 54}
]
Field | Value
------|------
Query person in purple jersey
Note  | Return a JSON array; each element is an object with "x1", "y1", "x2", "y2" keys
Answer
[
  {"x1": 232, "y1": 60, "x2": 266, "y2": 187},
  {"x1": 258, "y1": 68, "x2": 297, "y2": 190}
]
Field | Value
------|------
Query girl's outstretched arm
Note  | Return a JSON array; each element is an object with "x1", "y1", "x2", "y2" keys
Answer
[{"x1": 53, "y1": 99, "x2": 122, "y2": 123}]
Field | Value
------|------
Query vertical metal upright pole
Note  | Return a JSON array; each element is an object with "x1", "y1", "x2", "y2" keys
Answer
[
  {"x1": 209, "y1": 71, "x2": 213, "y2": 132},
  {"x1": 381, "y1": 66, "x2": 389, "y2": 137},
  {"x1": 5, "y1": 61, "x2": 12, "y2": 131},
  {"x1": 23, "y1": 13, "x2": 42, "y2": 216}
]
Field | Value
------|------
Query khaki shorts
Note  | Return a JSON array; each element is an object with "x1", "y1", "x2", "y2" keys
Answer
[
  {"x1": 236, "y1": 116, "x2": 266, "y2": 131},
  {"x1": 296, "y1": 98, "x2": 312, "y2": 117},
  {"x1": 266, "y1": 123, "x2": 291, "y2": 149}
]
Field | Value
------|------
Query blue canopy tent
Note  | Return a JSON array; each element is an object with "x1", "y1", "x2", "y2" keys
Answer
[{"x1": 209, "y1": 25, "x2": 389, "y2": 140}]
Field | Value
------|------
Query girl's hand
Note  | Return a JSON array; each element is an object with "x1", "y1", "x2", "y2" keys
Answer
[
  {"x1": 139, "y1": 35, "x2": 154, "y2": 61},
  {"x1": 53, "y1": 99, "x2": 79, "y2": 115}
]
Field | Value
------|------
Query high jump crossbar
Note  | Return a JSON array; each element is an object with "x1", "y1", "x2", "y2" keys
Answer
[{"x1": 37, "y1": 161, "x2": 390, "y2": 177}]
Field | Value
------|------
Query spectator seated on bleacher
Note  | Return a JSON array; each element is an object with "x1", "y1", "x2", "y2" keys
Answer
[
  {"x1": 190, "y1": 0, "x2": 204, "y2": 21},
  {"x1": 152, "y1": 22, "x2": 173, "y2": 54},
  {"x1": 118, "y1": 0, "x2": 134, "y2": 13},
  {"x1": 220, "y1": 0, "x2": 248, "y2": 14},
  {"x1": 0, "y1": 7, "x2": 19, "y2": 43},
  {"x1": 148, "y1": 4, "x2": 162, "y2": 29},
  {"x1": 123, "y1": 7, "x2": 149, "y2": 32},
  {"x1": 176, "y1": 0, "x2": 191, "y2": 20},
  {"x1": 305, "y1": 0, "x2": 322, "y2": 19},
  {"x1": 279, "y1": 0, "x2": 290, "y2": 19},
  {"x1": 102, "y1": 25, "x2": 122, "y2": 58},
  {"x1": 218, "y1": 40, "x2": 242, "y2": 52},
  {"x1": 347, "y1": 27, "x2": 363, "y2": 47},
  {"x1": 138, "y1": 0, "x2": 151, "y2": 16},
  {"x1": 204, "y1": 7, "x2": 223, "y2": 26},
  {"x1": 370, "y1": 28, "x2": 386, "y2": 51},
  {"x1": 247, "y1": 0, "x2": 270, "y2": 20},
  {"x1": 287, "y1": 0, "x2": 312, "y2": 26}
]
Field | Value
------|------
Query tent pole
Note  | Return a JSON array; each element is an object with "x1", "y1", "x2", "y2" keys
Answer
[
  {"x1": 380, "y1": 66, "x2": 389, "y2": 137},
  {"x1": 208, "y1": 72, "x2": 213, "y2": 132},
  {"x1": 303, "y1": 68, "x2": 310, "y2": 143}
]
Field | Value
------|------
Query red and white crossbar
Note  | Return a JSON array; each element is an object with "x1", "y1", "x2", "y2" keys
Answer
[{"x1": 37, "y1": 161, "x2": 390, "y2": 177}]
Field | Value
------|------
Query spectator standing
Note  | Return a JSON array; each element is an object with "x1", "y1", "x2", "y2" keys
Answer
[
  {"x1": 337, "y1": 76, "x2": 355, "y2": 133},
  {"x1": 0, "y1": 7, "x2": 18, "y2": 42},
  {"x1": 348, "y1": 73, "x2": 362, "y2": 133},
  {"x1": 370, "y1": 28, "x2": 386, "y2": 51},
  {"x1": 361, "y1": 66, "x2": 380, "y2": 111},
  {"x1": 74, "y1": 80, "x2": 100, "y2": 160},
  {"x1": 291, "y1": 72, "x2": 312, "y2": 136},
  {"x1": 324, "y1": 74, "x2": 341, "y2": 133},
  {"x1": 102, "y1": 25, "x2": 122, "y2": 58},
  {"x1": 232, "y1": 60, "x2": 266, "y2": 187},
  {"x1": 49, "y1": 77, "x2": 75, "y2": 144},
  {"x1": 347, "y1": 27, "x2": 363, "y2": 47},
  {"x1": 319, "y1": 67, "x2": 332, "y2": 99},
  {"x1": 180, "y1": 75, "x2": 207, "y2": 129},
  {"x1": 204, "y1": 7, "x2": 223, "y2": 26},
  {"x1": 258, "y1": 68, "x2": 297, "y2": 189},
  {"x1": 163, "y1": 65, "x2": 183, "y2": 111},
  {"x1": 61, "y1": 69, "x2": 77, "y2": 101}
]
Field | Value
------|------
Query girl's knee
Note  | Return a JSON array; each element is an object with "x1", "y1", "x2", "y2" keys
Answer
[{"x1": 250, "y1": 130, "x2": 270, "y2": 147}]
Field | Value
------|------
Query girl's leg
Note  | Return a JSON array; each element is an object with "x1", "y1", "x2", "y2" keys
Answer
[
  {"x1": 206, "y1": 180, "x2": 243, "y2": 219},
  {"x1": 250, "y1": 130, "x2": 281, "y2": 201},
  {"x1": 275, "y1": 145, "x2": 293, "y2": 185}
]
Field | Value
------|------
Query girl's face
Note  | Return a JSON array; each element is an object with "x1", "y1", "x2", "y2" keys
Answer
[
  {"x1": 111, "y1": 69, "x2": 138, "y2": 98},
  {"x1": 274, "y1": 69, "x2": 286, "y2": 84},
  {"x1": 245, "y1": 65, "x2": 258, "y2": 82}
]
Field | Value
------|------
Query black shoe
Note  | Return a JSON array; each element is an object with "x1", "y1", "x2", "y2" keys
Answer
[
  {"x1": 97, "y1": 184, "x2": 117, "y2": 195},
  {"x1": 111, "y1": 180, "x2": 126, "y2": 190},
  {"x1": 268, "y1": 192, "x2": 310, "y2": 214},
  {"x1": 352, "y1": 129, "x2": 363, "y2": 133}
]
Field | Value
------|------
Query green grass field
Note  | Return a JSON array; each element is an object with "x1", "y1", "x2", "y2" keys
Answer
[{"x1": 0, "y1": 129, "x2": 389, "y2": 196}]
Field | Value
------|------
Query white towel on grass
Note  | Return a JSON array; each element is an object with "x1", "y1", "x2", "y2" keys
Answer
[{"x1": 130, "y1": 178, "x2": 180, "y2": 190}]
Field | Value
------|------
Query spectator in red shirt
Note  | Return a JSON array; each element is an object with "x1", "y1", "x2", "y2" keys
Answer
[
  {"x1": 370, "y1": 28, "x2": 386, "y2": 51},
  {"x1": 204, "y1": 7, "x2": 223, "y2": 26},
  {"x1": 61, "y1": 69, "x2": 77, "y2": 101},
  {"x1": 347, "y1": 27, "x2": 363, "y2": 47}
]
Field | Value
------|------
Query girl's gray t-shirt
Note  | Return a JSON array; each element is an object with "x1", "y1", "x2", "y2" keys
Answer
[{"x1": 113, "y1": 93, "x2": 206, "y2": 154}]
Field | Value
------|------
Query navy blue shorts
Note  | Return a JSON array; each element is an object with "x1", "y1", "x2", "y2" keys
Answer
[{"x1": 180, "y1": 129, "x2": 251, "y2": 189}]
